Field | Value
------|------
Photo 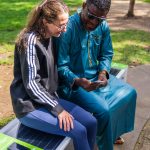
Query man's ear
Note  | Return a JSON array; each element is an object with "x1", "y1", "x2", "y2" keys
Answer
[{"x1": 82, "y1": 2, "x2": 87, "y2": 9}]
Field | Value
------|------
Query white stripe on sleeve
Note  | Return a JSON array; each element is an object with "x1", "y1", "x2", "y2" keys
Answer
[{"x1": 27, "y1": 33, "x2": 58, "y2": 107}]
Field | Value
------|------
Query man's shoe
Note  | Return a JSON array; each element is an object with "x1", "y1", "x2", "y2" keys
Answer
[{"x1": 114, "y1": 137, "x2": 124, "y2": 144}]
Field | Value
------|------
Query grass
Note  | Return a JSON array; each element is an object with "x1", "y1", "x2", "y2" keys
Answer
[
  {"x1": 111, "y1": 30, "x2": 150, "y2": 65},
  {"x1": 140, "y1": 0, "x2": 150, "y2": 3},
  {"x1": 0, "y1": 0, "x2": 82, "y2": 65},
  {"x1": 0, "y1": 0, "x2": 41, "y2": 64},
  {"x1": 0, "y1": 115, "x2": 15, "y2": 129},
  {"x1": 0, "y1": 0, "x2": 149, "y2": 65}
]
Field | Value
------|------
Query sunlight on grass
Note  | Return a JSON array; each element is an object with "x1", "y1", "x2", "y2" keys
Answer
[
  {"x1": 0, "y1": 0, "x2": 41, "y2": 65},
  {"x1": 0, "y1": 0, "x2": 83, "y2": 65},
  {"x1": 0, "y1": 44, "x2": 14, "y2": 53},
  {"x1": 0, "y1": 1, "x2": 40, "y2": 31},
  {"x1": 111, "y1": 30, "x2": 150, "y2": 65},
  {"x1": 0, "y1": 55, "x2": 14, "y2": 65},
  {"x1": 0, "y1": 115, "x2": 15, "y2": 129},
  {"x1": 64, "y1": 0, "x2": 82, "y2": 14}
]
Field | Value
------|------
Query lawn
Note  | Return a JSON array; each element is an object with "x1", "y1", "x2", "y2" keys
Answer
[
  {"x1": 0, "y1": 0, "x2": 83, "y2": 64},
  {"x1": 0, "y1": 0, "x2": 150, "y2": 65},
  {"x1": 140, "y1": 0, "x2": 150, "y2": 3},
  {"x1": 111, "y1": 30, "x2": 150, "y2": 65}
]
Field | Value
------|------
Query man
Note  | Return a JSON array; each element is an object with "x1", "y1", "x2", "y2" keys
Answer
[{"x1": 54, "y1": 0, "x2": 137, "y2": 149}]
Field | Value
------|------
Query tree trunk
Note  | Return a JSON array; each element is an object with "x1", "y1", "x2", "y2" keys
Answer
[{"x1": 126, "y1": 0, "x2": 136, "y2": 17}]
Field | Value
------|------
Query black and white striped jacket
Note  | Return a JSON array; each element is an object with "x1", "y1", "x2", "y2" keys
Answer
[{"x1": 10, "y1": 32, "x2": 64, "y2": 118}]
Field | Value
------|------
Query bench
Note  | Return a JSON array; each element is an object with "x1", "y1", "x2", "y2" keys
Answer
[
  {"x1": 0, "y1": 63, "x2": 128, "y2": 150},
  {"x1": 0, "y1": 118, "x2": 72, "y2": 150}
]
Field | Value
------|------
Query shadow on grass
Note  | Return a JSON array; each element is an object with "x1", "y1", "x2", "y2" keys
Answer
[{"x1": 111, "y1": 30, "x2": 150, "y2": 65}]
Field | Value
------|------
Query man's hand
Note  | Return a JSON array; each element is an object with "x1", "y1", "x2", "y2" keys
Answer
[
  {"x1": 98, "y1": 72, "x2": 108, "y2": 87},
  {"x1": 75, "y1": 78, "x2": 91, "y2": 89},
  {"x1": 58, "y1": 110, "x2": 74, "y2": 132},
  {"x1": 75, "y1": 78, "x2": 104, "y2": 91}
]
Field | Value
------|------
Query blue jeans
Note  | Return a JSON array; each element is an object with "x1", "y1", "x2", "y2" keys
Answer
[{"x1": 19, "y1": 99, "x2": 97, "y2": 150}]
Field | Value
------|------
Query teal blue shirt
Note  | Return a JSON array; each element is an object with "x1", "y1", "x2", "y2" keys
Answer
[{"x1": 55, "y1": 13, "x2": 113, "y2": 88}]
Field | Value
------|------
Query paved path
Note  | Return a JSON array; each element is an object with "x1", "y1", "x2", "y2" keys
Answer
[
  {"x1": 108, "y1": 0, "x2": 150, "y2": 32},
  {"x1": 134, "y1": 119, "x2": 150, "y2": 150},
  {"x1": 114, "y1": 64, "x2": 150, "y2": 150}
]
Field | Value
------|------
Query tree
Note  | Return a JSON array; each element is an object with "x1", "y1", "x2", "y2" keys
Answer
[{"x1": 126, "y1": 0, "x2": 136, "y2": 17}]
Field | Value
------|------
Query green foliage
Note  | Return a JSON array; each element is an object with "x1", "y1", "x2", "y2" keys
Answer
[
  {"x1": 140, "y1": 0, "x2": 150, "y2": 3},
  {"x1": 144, "y1": 0, "x2": 150, "y2": 2},
  {"x1": 64, "y1": 0, "x2": 82, "y2": 14},
  {"x1": 0, "y1": 115, "x2": 15, "y2": 129},
  {"x1": 111, "y1": 30, "x2": 150, "y2": 65}
]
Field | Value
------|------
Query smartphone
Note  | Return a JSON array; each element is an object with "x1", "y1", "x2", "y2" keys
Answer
[
  {"x1": 93, "y1": 80, "x2": 104, "y2": 84},
  {"x1": 7, "y1": 142, "x2": 29, "y2": 150}
]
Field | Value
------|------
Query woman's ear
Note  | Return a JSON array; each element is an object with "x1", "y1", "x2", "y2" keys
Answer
[{"x1": 42, "y1": 18, "x2": 47, "y2": 26}]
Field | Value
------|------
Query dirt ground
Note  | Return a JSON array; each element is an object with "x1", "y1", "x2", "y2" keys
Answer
[
  {"x1": 0, "y1": 0, "x2": 150, "y2": 120},
  {"x1": 108, "y1": 0, "x2": 150, "y2": 32},
  {"x1": 0, "y1": 65, "x2": 14, "y2": 119}
]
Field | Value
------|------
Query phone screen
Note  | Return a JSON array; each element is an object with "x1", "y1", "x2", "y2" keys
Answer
[
  {"x1": 93, "y1": 80, "x2": 104, "y2": 83},
  {"x1": 7, "y1": 142, "x2": 29, "y2": 150}
]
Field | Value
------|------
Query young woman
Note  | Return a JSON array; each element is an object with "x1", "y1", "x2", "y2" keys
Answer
[{"x1": 10, "y1": 1, "x2": 97, "y2": 150}]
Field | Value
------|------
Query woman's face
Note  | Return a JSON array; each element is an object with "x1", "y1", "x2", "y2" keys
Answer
[{"x1": 44, "y1": 12, "x2": 69, "y2": 38}]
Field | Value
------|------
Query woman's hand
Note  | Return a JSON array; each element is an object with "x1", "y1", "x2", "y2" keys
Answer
[{"x1": 58, "y1": 110, "x2": 74, "y2": 131}]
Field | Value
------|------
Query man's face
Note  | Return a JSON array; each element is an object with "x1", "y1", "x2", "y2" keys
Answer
[{"x1": 81, "y1": 3, "x2": 108, "y2": 31}]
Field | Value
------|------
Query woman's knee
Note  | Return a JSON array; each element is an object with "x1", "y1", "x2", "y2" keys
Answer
[
  {"x1": 91, "y1": 115, "x2": 97, "y2": 125},
  {"x1": 71, "y1": 123, "x2": 88, "y2": 139},
  {"x1": 87, "y1": 115, "x2": 97, "y2": 129}
]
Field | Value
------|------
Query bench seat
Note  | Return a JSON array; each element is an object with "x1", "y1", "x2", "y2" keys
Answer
[{"x1": 0, "y1": 118, "x2": 72, "y2": 150}]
